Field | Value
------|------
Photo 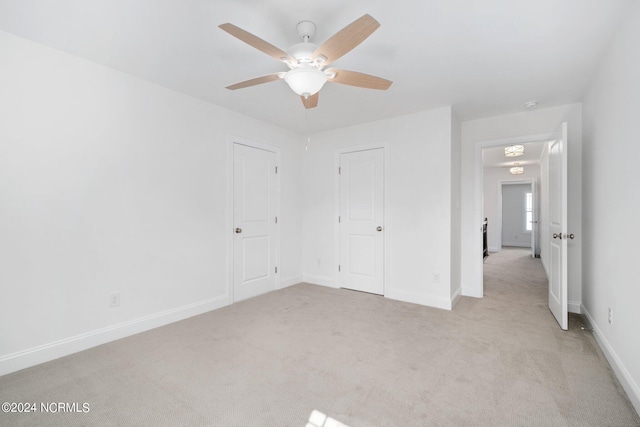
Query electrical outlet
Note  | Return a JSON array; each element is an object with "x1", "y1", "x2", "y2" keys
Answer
[
  {"x1": 608, "y1": 307, "x2": 613, "y2": 325},
  {"x1": 110, "y1": 292, "x2": 121, "y2": 308}
]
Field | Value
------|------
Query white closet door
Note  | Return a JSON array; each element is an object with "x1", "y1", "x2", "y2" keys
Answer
[
  {"x1": 233, "y1": 143, "x2": 277, "y2": 302},
  {"x1": 339, "y1": 148, "x2": 384, "y2": 295}
]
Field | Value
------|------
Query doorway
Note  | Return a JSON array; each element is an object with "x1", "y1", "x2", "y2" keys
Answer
[
  {"x1": 480, "y1": 138, "x2": 548, "y2": 298},
  {"x1": 498, "y1": 181, "x2": 538, "y2": 256}
]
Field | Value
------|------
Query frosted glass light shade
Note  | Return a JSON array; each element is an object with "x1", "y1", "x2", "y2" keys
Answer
[
  {"x1": 510, "y1": 166, "x2": 524, "y2": 174},
  {"x1": 284, "y1": 68, "x2": 327, "y2": 97},
  {"x1": 505, "y1": 145, "x2": 525, "y2": 157}
]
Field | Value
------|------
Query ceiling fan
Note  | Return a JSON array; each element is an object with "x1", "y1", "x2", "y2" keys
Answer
[{"x1": 219, "y1": 14, "x2": 392, "y2": 109}]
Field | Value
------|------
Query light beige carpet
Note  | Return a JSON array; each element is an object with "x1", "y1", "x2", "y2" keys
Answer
[{"x1": 1, "y1": 247, "x2": 639, "y2": 426}]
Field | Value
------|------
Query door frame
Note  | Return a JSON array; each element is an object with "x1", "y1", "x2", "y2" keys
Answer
[
  {"x1": 227, "y1": 135, "x2": 281, "y2": 304},
  {"x1": 474, "y1": 133, "x2": 551, "y2": 297},
  {"x1": 496, "y1": 179, "x2": 536, "y2": 253},
  {"x1": 334, "y1": 142, "x2": 390, "y2": 294}
]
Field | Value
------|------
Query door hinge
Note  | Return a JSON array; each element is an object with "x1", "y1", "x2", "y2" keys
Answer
[
  {"x1": 338, "y1": 216, "x2": 341, "y2": 223},
  {"x1": 275, "y1": 166, "x2": 278, "y2": 174},
  {"x1": 275, "y1": 216, "x2": 278, "y2": 224},
  {"x1": 275, "y1": 266, "x2": 278, "y2": 274},
  {"x1": 338, "y1": 265, "x2": 341, "y2": 272},
  {"x1": 338, "y1": 166, "x2": 341, "y2": 174}
]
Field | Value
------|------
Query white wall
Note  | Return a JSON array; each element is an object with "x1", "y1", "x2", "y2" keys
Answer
[
  {"x1": 582, "y1": 1, "x2": 640, "y2": 414},
  {"x1": 0, "y1": 31, "x2": 304, "y2": 375},
  {"x1": 302, "y1": 107, "x2": 457, "y2": 309},
  {"x1": 482, "y1": 166, "x2": 540, "y2": 252},
  {"x1": 460, "y1": 104, "x2": 582, "y2": 305}
]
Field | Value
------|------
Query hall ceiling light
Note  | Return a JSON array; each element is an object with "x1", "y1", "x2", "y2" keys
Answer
[
  {"x1": 505, "y1": 145, "x2": 525, "y2": 157},
  {"x1": 510, "y1": 163, "x2": 524, "y2": 175}
]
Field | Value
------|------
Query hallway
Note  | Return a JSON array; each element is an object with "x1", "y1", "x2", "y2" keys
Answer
[
  {"x1": 484, "y1": 247, "x2": 547, "y2": 307},
  {"x1": 476, "y1": 246, "x2": 640, "y2": 425}
]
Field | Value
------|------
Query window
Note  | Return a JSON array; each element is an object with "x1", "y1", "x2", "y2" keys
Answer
[{"x1": 525, "y1": 192, "x2": 533, "y2": 231}]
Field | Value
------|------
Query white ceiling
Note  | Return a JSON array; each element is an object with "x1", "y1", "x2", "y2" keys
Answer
[{"x1": 0, "y1": 0, "x2": 632, "y2": 134}]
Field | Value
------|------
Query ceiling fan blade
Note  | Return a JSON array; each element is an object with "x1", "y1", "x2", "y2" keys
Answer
[
  {"x1": 219, "y1": 23, "x2": 294, "y2": 63},
  {"x1": 301, "y1": 93, "x2": 319, "y2": 109},
  {"x1": 225, "y1": 74, "x2": 281, "y2": 90},
  {"x1": 312, "y1": 14, "x2": 380, "y2": 66},
  {"x1": 326, "y1": 68, "x2": 392, "y2": 90}
]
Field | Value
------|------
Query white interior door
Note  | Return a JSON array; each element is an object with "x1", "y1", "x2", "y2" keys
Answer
[
  {"x1": 530, "y1": 180, "x2": 537, "y2": 257},
  {"x1": 233, "y1": 143, "x2": 277, "y2": 302},
  {"x1": 339, "y1": 148, "x2": 384, "y2": 295},
  {"x1": 548, "y1": 123, "x2": 568, "y2": 330}
]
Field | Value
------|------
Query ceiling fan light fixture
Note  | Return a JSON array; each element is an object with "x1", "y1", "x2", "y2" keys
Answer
[{"x1": 284, "y1": 68, "x2": 328, "y2": 97}]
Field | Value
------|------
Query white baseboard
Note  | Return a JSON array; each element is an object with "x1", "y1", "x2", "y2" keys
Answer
[
  {"x1": 451, "y1": 287, "x2": 462, "y2": 309},
  {"x1": 304, "y1": 276, "x2": 458, "y2": 311},
  {"x1": 302, "y1": 275, "x2": 337, "y2": 288},
  {"x1": 501, "y1": 242, "x2": 530, "y2": 248},
  {"x1": 582, "y1": 304, "x2": 640, "y2": 416},
  {"x1": 280, "y1": 276, "x2": 303, "y2": 289},
  {"x1": 488, "y1": 246, "x2": 500, "y2": 253},
  {"x1": 0, "y1": 295, "x2": 230, "y2": 377},
  {"x1": 386, "y1": 288, "x2": 454, "y2": 311},
  {"x1": 461, "y1": 285, "x2": 483, "y2": 298},
  {"x1": 568, "y1": 300, "x2": 581, "y2": 314}
]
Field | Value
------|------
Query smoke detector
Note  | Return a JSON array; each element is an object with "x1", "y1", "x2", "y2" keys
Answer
[{"x1": 525, "y1": 101, "x2": 538, "y2": 110}]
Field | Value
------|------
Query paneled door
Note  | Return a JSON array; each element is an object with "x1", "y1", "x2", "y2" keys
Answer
[
  {"x1": 548, "y1": 123, "x2": 568, "y2": 330},
  {"x1": 339, "y1": 148, "x2": 384, "y2": 295},
  {"x1": 233, "y1": 143, "x2": 277, "y2": 302},
  {"x1": 530, "y1": 179, "x2": 538, "y2": 258}
]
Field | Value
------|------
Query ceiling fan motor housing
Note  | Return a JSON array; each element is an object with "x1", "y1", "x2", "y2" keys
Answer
[{"x1": 287, "y1": 42, "x2": 319, "y2": 66}]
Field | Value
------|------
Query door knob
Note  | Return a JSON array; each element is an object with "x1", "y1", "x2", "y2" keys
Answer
[
  {"x1": 553, "y1": 233, "x2": 560, "y2": 239},
  {"x1": 235, "y1": 228, "x2": 242, "y2": 234},
  {"x1": 376, "y1": 226, "x2": 383, "y2": 232}
]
